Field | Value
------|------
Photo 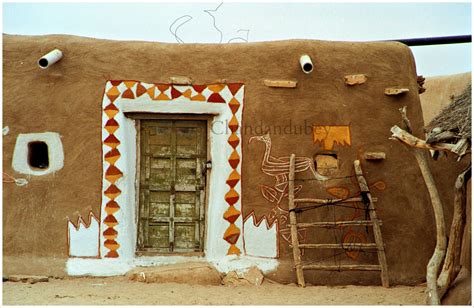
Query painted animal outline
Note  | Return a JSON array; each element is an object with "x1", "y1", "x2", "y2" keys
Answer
[{"x1": 249, "y1": 132, "x2": 328, "y2": 210}]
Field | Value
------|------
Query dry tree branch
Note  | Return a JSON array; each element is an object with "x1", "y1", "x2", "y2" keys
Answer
[{"x1": 391, "y1": 106, "x2": 447, "y2": 305}]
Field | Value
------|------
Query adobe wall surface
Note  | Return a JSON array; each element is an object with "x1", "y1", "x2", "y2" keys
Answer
[
  {"x1": 419, "y1": 72, "x2": 471, "y2": 124},
  {"x1": 3, "y1": 34, "x2": 466, "y2": 285}
]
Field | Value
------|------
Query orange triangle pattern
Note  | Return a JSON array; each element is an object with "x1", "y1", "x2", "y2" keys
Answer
[
  {"x1": 208, "y1": 93, "x2": 225, "y2": 103},
  {"x1": 223, "y1": 224, "x2": 241, "y2": 245},
  {"x1": 105, "y1": 165, "x2": 123, "y2": 184},
  {"x1": 223, "y1": 85, "x2": 243, "y2": 256},
  {"x1": 157, "y1": 84, "x2": 169, "y2": 92},
  {"x1": 104, "y1": 239, "x2": 120, "y2": 250},
  {"x1": 102, "y1": 81, "x2": 123, "y2": 258},
  {"x1": 105, "y1": 200, "x2": 120, "y2": 215},
  {"x1": 228, "y1": 115, "x2": 239, "y2": 133},
  {"x1": 226, "y1": 169, "x2": 240, "y2": 188},
  {"x1": 193, "y1": 85, "x2": 206, "y2": 93},
  {"x1": 105, "y1": 250, "x2": 119, "y2": 258},
  {"x1": 104, "y1": 118, "x2": 119, "y2": 134},
  {"x1": 122, "y1": 88, "x2": 135, "y2": 99},
  {"x1": 227, "y1": 133, "x2": 240, "y2": 149},
  {"x1": 101, "y1": 81, "x2": 245, "y2": 258},
  {"x1": 225, "y1": 188, "x2": 239, "y2": 205},
  {"x1": 191, "y1": 94, "x2": 206, "y2": 101},
  {"x1": 104, "y1": 103, "x2": 119, "y2": 118},
  {"x1": 182, "y1": 89, "x2": 192, "y2": 98},
  {"x1": 227, "y1": 83, "x2": 243, "y2": 96},
  {"x1": 106, "y1": 86, "x2": 120, "y2": 103},
  {"x1": 227, "y1": 244, "x2": 241, "y2": 255},
  {"x1": 171, "y1": 87, "x2": 182, "y2": 99},
  {"x1": 104, "y1": 184, "x2": 121, "y2": 200},
  {"x1": 223, "y1": 205, "x2": 241, "y2": 224},
  {"x1": 156, "y1": 93, "x2": 170, "y2": 100},
  {"x1": 136, "y1": 83, "x2": 147, "y2": 97},
  {"x1": 146, "y1": 86, "x2": 156, "y2": 99},
  {"x1": 208, "y1": 84, "x2": 226, "y2": 93},
  {"x1": 104, "y1": 214, "x2": 119, "y2": 226},
  {"x1": 103, "y1": 227, "x2": 118, "y2": 239},
  {"x1": 104, "y1": 149, "x2": 120, "y2": 165},
  {"x1": 123, "y1": 81, "x2": 136, "y2": 89},
  {"x1": 104, "y1": 134, "x2": 120, "y2": 148},
  {"x1": 229, "y1": 98, "x2": 240, "y2": 114},
  {"x1": 228, "y1": 150, "x2": 240, "y2": 169}
]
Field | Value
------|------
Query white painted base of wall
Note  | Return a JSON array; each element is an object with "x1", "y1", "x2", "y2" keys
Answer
[{"x1": 66, "y1": 255, "x2": 279, "y2": 276}]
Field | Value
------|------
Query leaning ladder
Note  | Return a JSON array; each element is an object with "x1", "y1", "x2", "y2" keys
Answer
[{"x1": 288, "y1": 154, "x2": 389, "y2": 288}]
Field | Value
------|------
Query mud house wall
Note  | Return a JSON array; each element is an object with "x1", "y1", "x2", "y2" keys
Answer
[{"x1": 2, "y1": 34, "x2": 447, "y2": 284}]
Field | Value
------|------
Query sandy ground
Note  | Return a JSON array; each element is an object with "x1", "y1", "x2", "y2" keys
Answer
[{"x1": 2, "y1": 276, "x2": 426, "y2": 305}]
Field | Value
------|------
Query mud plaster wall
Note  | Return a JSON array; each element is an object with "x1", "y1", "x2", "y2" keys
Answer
[
  {"x1": 419, "y1": 72, "x2": 471, "y2": 124},
  {"x1": 3, "y1": 34, "x2": 465, "y2": 284}
]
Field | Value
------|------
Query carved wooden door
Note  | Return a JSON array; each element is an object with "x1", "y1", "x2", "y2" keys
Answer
[{"x1": 137, "y1": 119, "x2": 207, "y2": 253}]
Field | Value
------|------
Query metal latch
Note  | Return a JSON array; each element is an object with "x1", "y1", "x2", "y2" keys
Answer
[{"x1": 202, "y1": 160, "x2": 212, "y2": 175}]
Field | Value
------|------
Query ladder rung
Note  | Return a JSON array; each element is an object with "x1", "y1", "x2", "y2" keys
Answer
[
  {"x1": 302, "y1": 264, "x2": 381, "y2": 271},
  {"x1": 298, "y1": 243, "x2": 379, "y2": 250},
  {"x1": 294, "y1": 197, "x2": 378, "y2": 204},
  {"x1": 288, "y1": 220, "x2": 382, "y2": 228}
]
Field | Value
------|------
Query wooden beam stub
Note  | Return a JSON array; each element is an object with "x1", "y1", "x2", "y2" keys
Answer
[
  {"x1": 385, "y1": 87, "x2": 410, "y2": 96},
  {"x1": 263, "y1": 79, "x2": 298, "y2": 88},
  {"x1": 169, "y1": 76, "x2": 193, "y2": 85},
  {"x1": 363, "y1": 151, "x2": 386, "y2": 161},
  {"x1": 344, "y1": 74, "x2": 367, "y2": 85}
]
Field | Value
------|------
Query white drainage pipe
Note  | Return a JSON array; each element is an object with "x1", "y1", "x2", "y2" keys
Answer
[
  {"x1": 38, "y1": 49, "x2": 63, "y2": 69},
  {"x1": 299, "y1": 54, "x2": 313, "y2": 74}
]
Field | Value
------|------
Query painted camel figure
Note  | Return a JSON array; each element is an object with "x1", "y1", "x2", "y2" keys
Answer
[{"x1": 249, "y1": 132, "x2": 328, "y2": 208}]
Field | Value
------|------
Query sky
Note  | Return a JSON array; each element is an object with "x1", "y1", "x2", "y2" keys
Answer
[{"x1": 2, "y1": 2, "x2": 472, "y2": 77}]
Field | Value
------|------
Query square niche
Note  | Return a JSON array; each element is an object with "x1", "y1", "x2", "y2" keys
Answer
[{"x1": 12, "y1": 132, "x2": 64, "y2": 176}]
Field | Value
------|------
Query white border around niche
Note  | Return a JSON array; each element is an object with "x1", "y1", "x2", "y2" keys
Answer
[{"x1": 12, "y1": 132, "x2": 64, "y2": 176}]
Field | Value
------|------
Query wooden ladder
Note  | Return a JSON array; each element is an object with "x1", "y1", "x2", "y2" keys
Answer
[{"x1": 288, "y1": 154, "x2": 389, "y2": 288}]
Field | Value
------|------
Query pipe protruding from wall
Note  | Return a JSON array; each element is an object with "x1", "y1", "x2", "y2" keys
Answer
[
  {"x1": 299, "y1": 54, "x2": 313, "y2": 74},
  {"x1": 38, "y1": 49, "x2": 63, "y2": 69}
]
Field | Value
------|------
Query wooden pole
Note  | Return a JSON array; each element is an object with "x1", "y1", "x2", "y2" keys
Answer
[
  {"x1": 288, "y1": 153, "x2": 305, "y2": 287},
  {"x1": 394, "y1": 107, "x2": 447, "y2": 305},
  {"x1": 294, "y1": 197, "x2": 377, "y2": 204},
  {"x1": 302, "y1": 264, "x2": 381, "y2": 271},
  {"x1": 354, "y1": 160, "x2": 390, "y2": 288},
  {"x1": 288, "y1": 220, "x2": 382, "y2": 228},
  {"x1": 437, "y1": 166, "x2": 471, "y2": 299}
]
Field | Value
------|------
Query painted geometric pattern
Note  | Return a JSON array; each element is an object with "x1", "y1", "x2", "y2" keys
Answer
[
  {"x1": 222, "y1": 83, "x2": 244, "y2": 255},
  {"x1": 101, "y1": 80, "x2": 244, "y2": 257},
  {"x1": 103, "y1": 80, "x2": 124, "y2": 258}
]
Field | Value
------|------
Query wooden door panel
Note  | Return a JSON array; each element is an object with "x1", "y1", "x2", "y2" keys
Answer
[
  {"x1": 138, "y1": 119, "x2": 207, "y2": 253},
  {"x1": 149, "y1": 191, "x2": 170, "y2": 218},
  {"x1": 148, "y1": 224, "x2": 170, "y2": 249},
  {"x1": 149, "y1": 158, "x2": 172, "y2": 190},
  {"x1": 175, "y1": 192, "x2": 198, "y2": 218},
  {"x1": 176, "y1": 127, "x2": 199, "y2": 155},
  {"x1": 146, "y1": 123, "x2": 172, "y2": 155},
  {"x1": 174, "y1": 223, "x2": 198, "y2": 249},
  {"x1": 175, "y1": 158, "x2": 198, "y2": 191}
]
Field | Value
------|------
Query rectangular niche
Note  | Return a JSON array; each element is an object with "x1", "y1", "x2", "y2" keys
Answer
[{"x1": 12, "y1": 132, "x2": 64, "y2": 176}]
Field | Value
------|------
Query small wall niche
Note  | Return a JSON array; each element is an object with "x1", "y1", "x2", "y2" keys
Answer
[
  {"x1": 314, "y1": 153, "x2": 338, "y2": 176},
  {"x1": 12, "y1": 132, "x2": 64, "y2": 176},
  {"x1": 28, "y1": 141, "x2": 49, "y2": 169}
]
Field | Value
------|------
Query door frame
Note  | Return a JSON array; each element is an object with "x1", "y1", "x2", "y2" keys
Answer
[{"x1": 129, "y1": 113, "x2": 213, "y2": 257}]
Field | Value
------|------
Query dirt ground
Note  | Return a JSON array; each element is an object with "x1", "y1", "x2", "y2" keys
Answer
[{"x1": 2, "y1": 276, "x2": 426, "y2": 305}]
